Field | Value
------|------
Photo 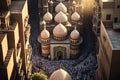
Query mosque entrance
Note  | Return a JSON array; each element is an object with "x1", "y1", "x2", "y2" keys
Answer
[
  {"x1": 54, "y1": 46, "x2": 66, "y2": 60},
  {"x1": 56, "y1": 51, "x2": 64, "y2": 60}
]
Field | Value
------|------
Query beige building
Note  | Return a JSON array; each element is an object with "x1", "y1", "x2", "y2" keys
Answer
[
  {"x1": 97, "y1": 21, "x2": 120, "y2": 80},
  {"x1": 0, "y1": 33, "x2": 14, "y2": 80},
  {"x1": 0, "y1": 0, "x2": 32, "y2": 80},
  {"x1": 101, "y1": 0, "x2": 120, "y2": 27}
]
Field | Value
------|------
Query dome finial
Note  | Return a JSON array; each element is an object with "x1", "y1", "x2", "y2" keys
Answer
[
  {"x1": 47, "y1": 7, "x2": 49, "y2": 12},
  {"x1": 74, "y1": 26, "x2": 77, "y2": 30},
  {"x1": 44, "y1": 23, "x2": 46, "y2": 30},
  {"x1": 59, "y1": 64, "x2": 62, "y2": 69}
]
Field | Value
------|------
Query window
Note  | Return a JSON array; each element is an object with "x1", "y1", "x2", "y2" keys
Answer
[
  {"x1": 114, "y1": 17, "x2": 118, "y2": 23},
  {"x1": 117, "y1": 5, "x2": 120, "y2": 8},
  {"x1": 106, "y1": 14, "x2": 111, "y2": 20}
]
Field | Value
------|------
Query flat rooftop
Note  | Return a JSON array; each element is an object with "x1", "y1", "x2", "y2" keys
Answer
[
  {"x1": 10, "y1": 1, "x2": 25, "y2": 13},
  {"x1": 106, "y1": 28, "x2": 120, "y2": 50}
]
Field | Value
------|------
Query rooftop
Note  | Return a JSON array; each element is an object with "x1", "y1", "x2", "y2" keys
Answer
[
  {"x1": 10, "y1": 1, "x2": 25, "y2": 13},
  {"x1": 106, "y1": 28, "x2": 120, "y2": 50}
]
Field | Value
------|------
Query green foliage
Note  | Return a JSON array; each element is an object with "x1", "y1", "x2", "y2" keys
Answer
[{"x1": 31, "y1": 72, "x2": 48, "y2": 80}]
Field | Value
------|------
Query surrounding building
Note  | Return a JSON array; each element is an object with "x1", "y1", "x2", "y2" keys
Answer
[
  {"x1": 0, "y1": 0, "x2": 32, "y2": 80},
  {"x1": 101, "y1": 0, "x2": 120, "y2": 28},
  {"x1": 96, "y1": 0, "x2": 120, "y2": 80}
]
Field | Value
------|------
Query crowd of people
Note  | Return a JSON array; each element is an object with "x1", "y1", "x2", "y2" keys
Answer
[{"x1": 31, "y1": 52, "x2": 97, "y2": 80}]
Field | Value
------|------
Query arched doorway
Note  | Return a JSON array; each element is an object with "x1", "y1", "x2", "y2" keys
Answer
[
  {"x1": 56, "y1": 51, "x2": 64, "y2": 60},
  {"x1": 54, "y1": 46, "x2": 66, "y2": 60}
]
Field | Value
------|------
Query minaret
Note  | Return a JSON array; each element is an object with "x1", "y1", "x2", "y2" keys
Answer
[
  {"x1": 39, "y1": 21, "x2": 50, "y2": 58},
  {"x1": 70, "y1": 27, "x2": 82, "y2": 59}
]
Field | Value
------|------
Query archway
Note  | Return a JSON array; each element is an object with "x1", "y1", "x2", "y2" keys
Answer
[{"x1": 56, "y1": 51, "x2": 64, "y2": 60}]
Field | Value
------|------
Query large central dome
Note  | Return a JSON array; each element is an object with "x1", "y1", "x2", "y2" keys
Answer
[
  {"x1": 53, "y1": 23, "x2": 67, "y2": 38},
  {"x1": 49, "y1": 68, "x2": 72, "y2": 80}
]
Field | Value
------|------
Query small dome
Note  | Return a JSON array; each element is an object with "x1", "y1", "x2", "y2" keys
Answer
[
  {"x1": 71, "y1": 12, "x2": 80, "y2": 21},
  {"x1": 70, "y1": 28, "x2": 80, "y2": 40},
  {"x1": 49, "y1": 68, "x2": 72, "y2": 80},
  {"x1": 53, "y1": 23, "x2": 67, "y2": 38},
  {"x1": 55, "y1": 2, "x2": 67, "y2": 13},
  {"x1": 40, "y1": 28, "x2": 50, "y2": 39},
  {"x1": 49, "y1": 0, "x2": 53, "y2": 4},
  {"x1": 54, "y1": 11, "x2": 68, "y2": 23},
  {"x1": 43, "y1": 11, "x2": 53, "y2": 22}
]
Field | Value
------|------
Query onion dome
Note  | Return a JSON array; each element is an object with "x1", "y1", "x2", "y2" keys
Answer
[
  {"x1": 54, "y1": 11, "x2": 68, "y2": 23},
  {"x1": 43, "y1": 11, "x2": 53, "y2": 22},
  {"x1": 55, "y1": 2, "x2": 67, "y2": 13},
  {"x1": 49, "y1": 0, "x2": 53, "y2": 5},
  {"x1": 40, "y1": 25, "x2": 50, "y2": 39},
  {"x1": 53, "y1": 23, "x2": 67, "y2": 38},
  {"x1": 71, "y1": 12, "x2": 80, "y2": 21},
  {"x1": 70, "y1": 27, "x2": 80, "y2": 40},
  {"x1": 49, "y1": 68, "x2": 72, "y2": 80}
]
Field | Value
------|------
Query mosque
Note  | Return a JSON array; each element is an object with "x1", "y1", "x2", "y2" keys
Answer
[{"x1": 38, "y1": 0, "x2": 83, "y2": 60}]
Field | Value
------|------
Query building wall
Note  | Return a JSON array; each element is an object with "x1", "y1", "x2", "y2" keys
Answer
[
  {"x1": 98, "y1": 21, "x2": 120, "y2": 80},
  {"x1": 102, "y1": 1, "x2": 120, "y2": 27},
  {"x1": 7, "y1": 50, "x2": 14, "y2": 80},
  {"x1": 0, "y1": 34, "x2": 8, "y2": 61},
  {"x1": 100, "y1": 22, "x2": 112, "y2": 64},
  {"x1": 10, "y1": 1, "x2": 29, "y2": 74},
  {"x1": 102, "y1": 9, "x2": 114, "y2": 22}
]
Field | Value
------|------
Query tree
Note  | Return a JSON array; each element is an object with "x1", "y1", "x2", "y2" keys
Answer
[{"x1": 31, "y1": 72, "x2": 48, "y2": 80}]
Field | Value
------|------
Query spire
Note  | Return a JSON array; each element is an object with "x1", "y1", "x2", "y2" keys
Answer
[
  {"x1": 59, "y1": 64, "x2": 62, "y2": 69},
  {"x1": 74, "y1": 26, "x2": 77, "y2": 30},
  {"x1": 43, "y1": 21, "x2": 47, "y2": 30}
]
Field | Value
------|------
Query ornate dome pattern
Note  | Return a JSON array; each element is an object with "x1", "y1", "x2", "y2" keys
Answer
[
  {"x1": 71, "y1": 12, "x2": 80, "y2": 21},
  {"x1": 49, "y1": 68, "x2": 72, "y2": 80},
  {"x1": 70, "y1": 28, "x2": 80, "y2": 40},
  {"x1": 55, "y1": 2, "x2": 67, "y2": 13},
  {"x1": 43, "y1": 11, "x2": 53, "y2": 22},
  {"x1": 53, "y1": 23, "x2": 67, "y2": 38},
  {"x1": 54, "y1": 11, "x2": 68, "y2": 23}
]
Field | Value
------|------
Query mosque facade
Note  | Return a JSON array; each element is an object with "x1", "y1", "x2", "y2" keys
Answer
[{"x1": 38, "y1": 0, "x2": 83, "y2": 60}]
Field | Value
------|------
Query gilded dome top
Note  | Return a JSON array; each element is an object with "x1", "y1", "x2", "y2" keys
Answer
[
  {"x1": 43, "y1": 11, "x2": 53, "y2": 22},
  {"x1": 70, "y1": 27, "x2": 80, "y2": 40},
  {"x1": 71, "y1": 12, "x2": 80, "y2": 21},
  {"x1": 54, "y1": 11, "x2": 68, "y2": 23},
  {"x1": 49, "y1": 68, "x2": 72, "y2": 80},
  {"x1": 53, "y1": 23, "x2": 67, "y2": 38},
  {"x1": 55, "y1": 2, "x2": 67, "y2": 13}
]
